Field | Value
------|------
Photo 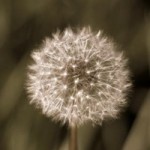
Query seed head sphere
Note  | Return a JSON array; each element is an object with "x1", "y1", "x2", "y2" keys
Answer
[{"x1": 27, "y1": 27, "x2": 131, "y2": 127}]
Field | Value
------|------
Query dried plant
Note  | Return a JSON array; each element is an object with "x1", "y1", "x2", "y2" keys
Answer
[{"x1": 26, "y1": 27, "x2": 131, "y2": 127}]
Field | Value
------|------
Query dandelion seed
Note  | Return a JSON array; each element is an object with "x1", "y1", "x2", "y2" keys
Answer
[
  {"x1": 26, "y1": 27, "x2": 131, "y2": 127},
  {"x1": 86, "y1": 70, "x2": 91, "y2": 74},
  {"x1": 70, "y1": 96, "x2": 75, "y2": 100},
  {"x1": 90, "y1": 82, "x2": 94, "y2": 86},
  {"x1": 63, "y1": 85, "x2": 67, "y2": 90},
  {"x1": 72, "y1": 64, "x2": 77, "y2": 69},
  {"x1": 62, "y1": 71, "x2": 68, "y2": 77},
  {"x1": 74, "y1": 78, "x2": 79, "y2": 84},
  {"x1": 86, "y1": 95, "x2": 90, "y2": 99},
  {"x1": 76, "y1": 90, "x2": 83, "y2": 96},
  {"x1": 85, "y1": 59, "x2": 89, "y2": 63}
]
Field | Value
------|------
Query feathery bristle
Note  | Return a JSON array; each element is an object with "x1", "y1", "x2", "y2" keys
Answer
[{"x1": 26, "y1": 27, "x2": 131, "y2": 127}]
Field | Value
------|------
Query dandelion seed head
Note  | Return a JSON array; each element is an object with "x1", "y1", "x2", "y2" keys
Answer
[{"x1": 26, "y1": 27, "x2": 131, "y2": 127}]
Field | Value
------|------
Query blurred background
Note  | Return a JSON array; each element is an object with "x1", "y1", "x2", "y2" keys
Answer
[{"x1": 0, "y1": 0, "x2": 150, "y2": 150}]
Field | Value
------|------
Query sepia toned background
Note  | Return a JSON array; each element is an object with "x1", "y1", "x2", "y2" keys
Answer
[{"x1": 0, "y1": 0, "x2": 150, "y2": 150}]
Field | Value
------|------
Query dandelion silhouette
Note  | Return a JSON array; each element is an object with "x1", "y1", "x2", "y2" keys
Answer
[{"x1": 26, "y1": 27, "x2": 131, "y2": 127}]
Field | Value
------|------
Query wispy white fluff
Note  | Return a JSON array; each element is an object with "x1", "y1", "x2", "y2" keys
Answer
[{"x1": 26, "y1": 27, "x2": 131, "y2": 127}]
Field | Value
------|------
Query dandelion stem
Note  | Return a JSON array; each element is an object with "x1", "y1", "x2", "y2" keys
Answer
[{"x1": 69, "y1": 126, "x2": 78, "y2": 150}]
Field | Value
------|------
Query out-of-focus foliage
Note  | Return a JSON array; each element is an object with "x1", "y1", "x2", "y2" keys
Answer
[
  {"x1": 123, "y1": 91, "x2": 150, "y2": 150},
  {"x1": 0, "y1": 0, "x2": 150, "y2": 150}
]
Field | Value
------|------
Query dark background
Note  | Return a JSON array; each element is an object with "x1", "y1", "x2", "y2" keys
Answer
[{"x1": 0, "y1": 0, "x2": 150, "y2": 150}]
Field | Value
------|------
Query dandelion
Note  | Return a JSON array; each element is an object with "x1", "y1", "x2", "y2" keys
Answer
[{"x1": 26, "y1": 27, "x2": 131, "y2": 127}]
